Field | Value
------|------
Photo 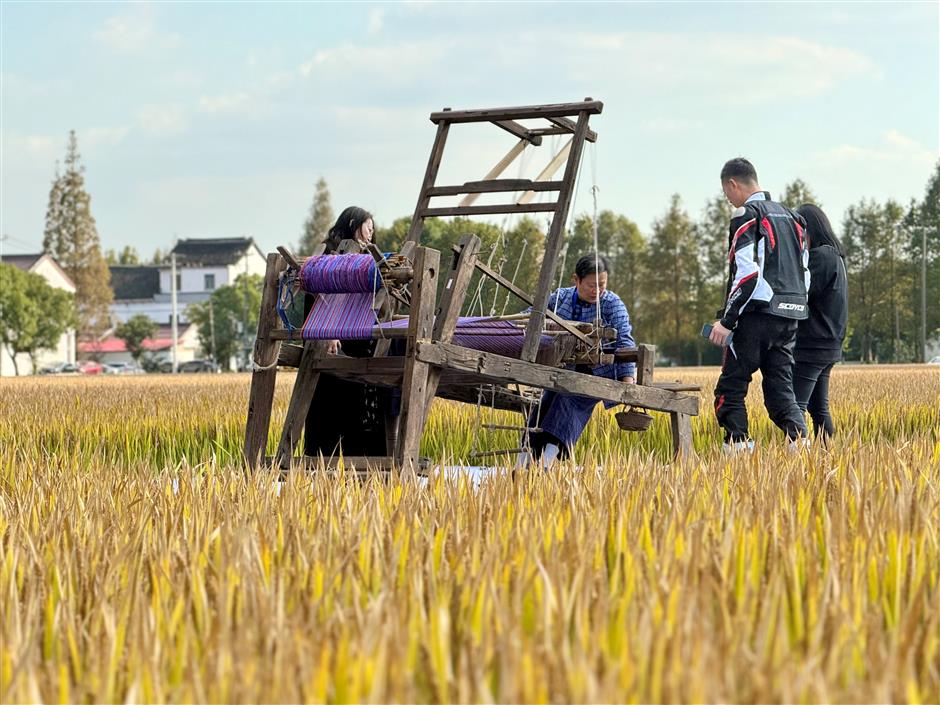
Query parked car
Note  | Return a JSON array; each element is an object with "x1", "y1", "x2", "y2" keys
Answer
[
  {"x1": 103, "y1": 362, "x2": 146, "y2": 375},
  {"x1": 38, "y1": 362, "x2": 80, "y2": 375},
  {"x1": 179, "y1": 359, "x2": 221, "y2": 374},
  {"x1": 76, "y1": 360, "x2": 104, "y2": 375}
]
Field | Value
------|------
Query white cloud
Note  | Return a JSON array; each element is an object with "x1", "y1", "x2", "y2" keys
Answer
[
  {"x1": 137, "y1": 104, "x2": 188, "y2": 135},
  {"x1": 84, "y1": 126, "x2": 130, "y2": 149},
  {"x1": 814, "y1": 130, "x2": 937, "y2": 168},
  {"x1": 556, "y1": 32, "x2": 878, "y2": 104},
  {"x1": 367, "y1": 8, "x2": 385, "y2": 36},
  {"x1": 640, "y1": 117, "x2": 705, "y2": 135},
  {"x1": 95, "y1": 7, "x2": 181, "y2": 52},
  {"x1": 5, "y1": 134, "x2": 58, "y2": 157},
  {"x1": 288, "y1": 30, "x2": 876, "y2": 107},
  {"x1": 197, "y1": 92, "x2": 253, "y2": 116}
]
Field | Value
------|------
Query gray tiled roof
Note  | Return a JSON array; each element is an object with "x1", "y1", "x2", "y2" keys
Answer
[{"x1": 170, "y1": 237, "x2": 260, "y2": 266}]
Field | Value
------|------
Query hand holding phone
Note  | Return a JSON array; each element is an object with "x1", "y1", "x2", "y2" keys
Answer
[{"x1": 702, "y1": 322, "x2": 733, "y2": 347}]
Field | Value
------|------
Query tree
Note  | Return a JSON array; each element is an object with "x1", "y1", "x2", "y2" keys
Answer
[
  {"x1": 690, "y1": 195, "x2": 736, "y2": 364},
  {"x1": 842, "y1": 199, "x2": 914, "y2": 362},
  {"x1": 497, "y1": 217, "x2": 546, "y2": 313},
  {"x1": 374, "y1": 216, "x2": 445, "y2": 254},
  {"x1": 425, "y1": 217, "x2": 501, "y2": 315},
  {"x1": 906, "y1": 160, "x2": 940, "y2": 360},
  {"x1": 298, "y1": 177, "x2": 334, "y2": 254},
  {"x1": 150, "y1": 248, "x2": 167, "y2": 265},
  {"x1": 569, "y1": 210, "x2": 647, "y2": 321},
  {"x1": 114, "y1": 314, "x2": 157, "y2": 362},
  {"x1": 0, "y1": 264, "x2": 75, "y2": 375},
  {"x1": 780, "y1": 179, "x2": 821, "y2": 209},
  {"x1": 105, "y1": 246, "x2": 140, "y2": 265},
  {"x1": 187, "y1": 273, "x2": 263, "y2": 370},
  {"x1": 642, "y1": 195, "x2": 701, "y2": 363},
  {"x1": 42, "y1": 131, "x2": 113, "y2": 342}
]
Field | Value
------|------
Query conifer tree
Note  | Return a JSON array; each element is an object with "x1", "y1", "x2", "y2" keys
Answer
[
  {"x1": 298, "y1": 177, "x2": 334, "y2": 254},
  {"x1": 642, "y1": 195, "x2": 701, "y2": 363},
  {"x1": 781, "y1": 179, "x2": 821, "y2": 209},
  {"x1": 42, "y1": 131, "x2": 113, "y2": 341}
]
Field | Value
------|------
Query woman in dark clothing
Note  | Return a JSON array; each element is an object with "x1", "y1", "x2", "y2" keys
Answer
[
  {"x1": 793, "y1": 204, "x2": 848, "y2": 439},
  {"x1": 303, "y1": 206, "x2": 392, "y2": 458}
]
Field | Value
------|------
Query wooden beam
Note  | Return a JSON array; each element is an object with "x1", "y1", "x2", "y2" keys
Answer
[
  {"x1": 415, "y1": 340, "x2": 699, "y2": 415},
  {"x1": 422, "y1": 202, "x2": 558, "y2": 218},
  {"x1": 517, "y1": 139, "x2": 572, "y2": 205},
  {"x1": 275, "y1": 340, "x2": 327, "y2": 468},
  {"x1": 613, "y1": 344, "x2": 656, "y2": 384},
  {"x1": 244, "y1": 253, "x2": 288, "y2": 470},
  {"x1": 433, "y1": 235, "x2": 481, "y2": 344},
  {"x1": 406, "y1": 122, "x2": 450, "y2": 245},
  {"x1": 458, "y1": 139, "x2": 527, "y2": 208},
  {"x1": 276, "y1": 245, "x2": 301, "y2": 269},
  {"x1": 430, "y1": 180, "x2": 562, "y2": 197},
  {"x1": 430, "y1": 100, "x2": 604, "y2": 124},
  {"x1": 492, "y1": 120, "x2": 542, "y2": 145},
  {"x1": 521, "y1": 110, "x2": 592, "y2": 362},
  {"x1": 278, "y1": 343, "x2": 303, "y2": 367},
  {"x1": 670, "y1": 412, "x2": 693, "y2": 458},
  {"x1": 547, "y1": 116, "x2": 598, "y2": 143},
  {"x1": 396, "y1": 248, "x2": 440, "y2": 469}
]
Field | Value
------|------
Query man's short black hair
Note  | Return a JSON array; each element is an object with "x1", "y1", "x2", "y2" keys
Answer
[
  {"x1": 574, "y1": 253, "x2": 610, "y2": 279},
  {"x1": 720, "y1": 158, "x2": 758, "y2": 184}
]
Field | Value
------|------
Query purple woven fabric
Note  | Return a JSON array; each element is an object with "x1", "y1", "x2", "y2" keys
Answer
[
  {"x1": 301, "y1": 293, "x2": 377, "y2": 340},
  {"x1": 299, "y1": 254, "x2": 381, "y2": 294},
  {"x1": 376, "y1": 316, "x2": 553, "y2": 358}
]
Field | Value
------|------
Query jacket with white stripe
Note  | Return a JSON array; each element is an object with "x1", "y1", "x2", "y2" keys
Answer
[{"x1": 718, "y1": 192, "x2": 810, "y2": 329}]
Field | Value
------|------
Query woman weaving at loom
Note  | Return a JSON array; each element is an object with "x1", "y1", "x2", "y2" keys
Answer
[
  {"x1": 303, "y1": 206, "x2": 393, "y2": 458},
  {"x1": 522, "y1": 253, "x2": 637, "y2": 468}
]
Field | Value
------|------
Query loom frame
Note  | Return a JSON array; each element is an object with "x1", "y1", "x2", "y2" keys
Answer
[{"x1": 243, "y1": 100, "x2": 700, "y2": 472}]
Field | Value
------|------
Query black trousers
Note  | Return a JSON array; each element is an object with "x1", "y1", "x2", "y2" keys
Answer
[
  {"x1": 713, "y1": 312, "x2": 808, "y2": 442},
  {"x1": 793, "y1": 360, "x2": 836, "y2": 438}
]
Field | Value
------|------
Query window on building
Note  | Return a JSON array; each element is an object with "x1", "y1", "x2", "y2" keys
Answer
[
  {"x1": 204, "y1": 273, "x2": 215, "y2": 291},
  {"x1": 175, "y1": 273, "x2": 182, "y2": 292}
]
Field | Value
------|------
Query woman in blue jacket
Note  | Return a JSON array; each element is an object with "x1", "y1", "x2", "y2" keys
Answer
[{"x1": 793, "y1": 204, "x2": 848, "y2": 440}]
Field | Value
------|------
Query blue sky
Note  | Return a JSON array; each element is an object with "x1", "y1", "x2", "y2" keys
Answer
[{"x1": 2, "y1": 1, "x2": 938, "y2": 258}]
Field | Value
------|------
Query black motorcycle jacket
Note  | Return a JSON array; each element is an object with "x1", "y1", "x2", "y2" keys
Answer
[{"x1": 719, "y1": 192, "x2": 810, "y2": 329}]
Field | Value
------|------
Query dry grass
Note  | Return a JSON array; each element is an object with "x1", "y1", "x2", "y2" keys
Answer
[{"x1": 1, "y1": 367, "x2": 938, "y2": 703}]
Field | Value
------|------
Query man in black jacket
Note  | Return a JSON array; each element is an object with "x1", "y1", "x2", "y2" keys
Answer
[{"x1": 709, "y1": 158, "x2": 810, "y2": 452}]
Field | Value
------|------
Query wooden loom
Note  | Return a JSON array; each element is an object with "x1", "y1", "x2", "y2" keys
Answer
[{"x1": 244, "y1": 99, "x2": 700, "y2": 472}]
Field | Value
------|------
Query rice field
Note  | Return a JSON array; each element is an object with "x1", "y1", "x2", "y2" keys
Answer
[{"x1": 1, "y1": 366, "x2": 938, "y2": 703}]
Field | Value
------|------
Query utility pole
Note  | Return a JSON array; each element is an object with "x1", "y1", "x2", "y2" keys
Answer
[
  {"x1": 892, "y1": 223, "x2": 900, "y2": 362},
  {"x1": 171, "y1": 252, "x2": 179, "y2": 373},
  {"x1": 922, "y1": 223, "x2": 928, "y2": 363},
  {"x1": 208, "y1": 297, "x2": 216, "y2": 363},
  {"x1": 243, "y1": 252, "x2": 250, "y2": 371}
]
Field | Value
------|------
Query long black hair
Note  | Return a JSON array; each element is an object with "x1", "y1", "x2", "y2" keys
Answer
[
  {"x1": 796, "y1": 203, "x2": 845, "y2": 258},
  {"x1": 325, "y1": 206, "x2": 373, "y2": 252}
]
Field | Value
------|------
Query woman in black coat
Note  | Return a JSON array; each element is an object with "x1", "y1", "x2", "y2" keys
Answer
[
  {"x1": 303, "y1": 206, "x2": 392, "y2": 458},
  {"x1": 793, "y1": 204, "x2": 848, "y2": 439}
]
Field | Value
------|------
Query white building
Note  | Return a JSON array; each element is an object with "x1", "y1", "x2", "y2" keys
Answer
[
  {"x1": 0, "y1": 253, "x2": 77, "y2": 376},
  {"x1": 110, "y1": 237, "x2": 266, "y2": 325}
]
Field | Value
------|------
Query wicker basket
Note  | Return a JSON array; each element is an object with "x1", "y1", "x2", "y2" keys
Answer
[{"x1": 615, "y1": 407, "x2": 653, "y2": 432}]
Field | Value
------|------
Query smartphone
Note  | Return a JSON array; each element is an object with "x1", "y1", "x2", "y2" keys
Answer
[{"x1": 702, "y1": 323, "x2": 733, "y2": 346}]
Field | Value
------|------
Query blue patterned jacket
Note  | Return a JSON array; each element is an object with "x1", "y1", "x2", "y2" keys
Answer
[{"x1": 543, "y1": 286, "x2": 636, "y2": 381}]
